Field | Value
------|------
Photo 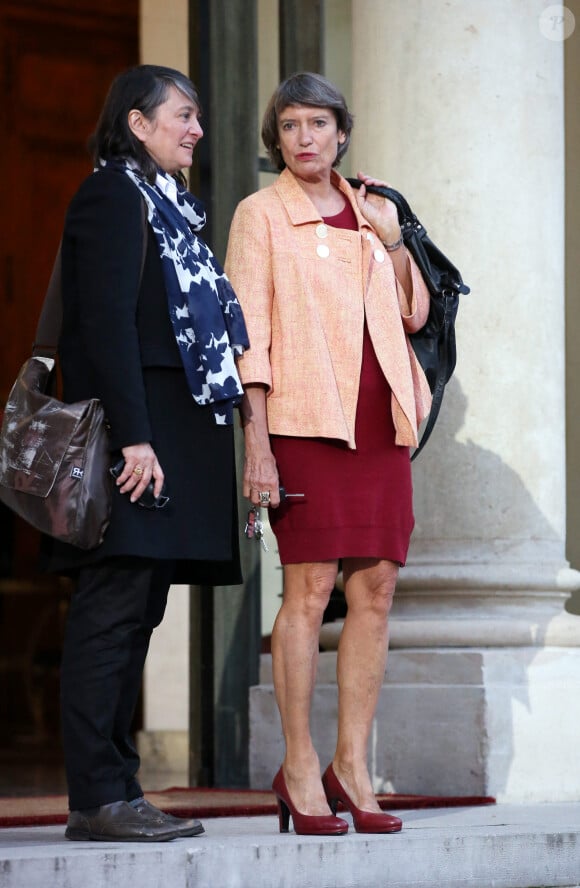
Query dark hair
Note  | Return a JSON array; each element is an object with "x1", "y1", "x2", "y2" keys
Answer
[
  {"x1": 89, "y1": 64, "x2": 200, "y2": 183},
  {"x1": 261, "y1": 72, "x2": 354, "y2": 172}
]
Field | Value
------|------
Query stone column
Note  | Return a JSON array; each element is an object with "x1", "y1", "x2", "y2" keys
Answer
[{"x1": 320, "y1": 0, "x2": 580, "y2": 803}]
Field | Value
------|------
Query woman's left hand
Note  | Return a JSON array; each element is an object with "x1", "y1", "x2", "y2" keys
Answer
[
  {"x1": 116, "y1": 442, "x2": 164, "y2": 504},
  {"x1": 354, "y1": 171, "x2": 401, "y2": 247}
]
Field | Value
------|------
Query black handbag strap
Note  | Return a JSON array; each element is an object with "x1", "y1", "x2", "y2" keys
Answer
[
  {"x1": 33, "y1": 200, "x2": 149, "y2": 358},
  {"x1": 346, "y1": 178, "x2": 414, "y2": 230},
  {"x1": 410, "y1": 311, "x2": 451, "y2": 461}
]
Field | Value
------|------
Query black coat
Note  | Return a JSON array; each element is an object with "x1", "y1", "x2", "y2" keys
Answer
[{"x1": 46, "y1": 169, "x2": 242, "y2": 585}]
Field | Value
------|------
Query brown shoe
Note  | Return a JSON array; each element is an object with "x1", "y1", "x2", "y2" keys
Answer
[
  {"x1": 131, "y1": 797, "x2": 204, "y2": 838},
  {"x1": 65, "y1": 800, "x2": 179, "y2": 842}
]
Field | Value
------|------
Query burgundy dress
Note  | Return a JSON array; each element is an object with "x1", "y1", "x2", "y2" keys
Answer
[{"x1": 269, "y1": 201, "x2": 414, "y2": 565}]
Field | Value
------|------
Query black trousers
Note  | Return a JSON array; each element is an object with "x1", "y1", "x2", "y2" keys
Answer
[{"x1": 60, "y1": 557, "x2": 173, "y2": 810}]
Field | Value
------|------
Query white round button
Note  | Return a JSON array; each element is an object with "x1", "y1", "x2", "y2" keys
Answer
[
  {"x1": 316, "y1": 223, "x2": 328, "y2": 238},
  {"x1": 374, "y1": 249, "x2": 385, "y2": 263},
  {"x1": 316, "y1": 244, "x2": 330, "y2": 258}
]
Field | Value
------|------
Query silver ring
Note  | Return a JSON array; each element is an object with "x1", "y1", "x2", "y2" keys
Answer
[{"x1": 259, "y1": 491, "x2": 271, "y2": 506}]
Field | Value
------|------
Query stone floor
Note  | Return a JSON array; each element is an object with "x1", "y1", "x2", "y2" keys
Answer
[
  {"x1": 1, "y1": 754, "x2": 579, "y2": 887},
  {"x1": 1, "y1": 802, "x2": 580, "y2": 888}
]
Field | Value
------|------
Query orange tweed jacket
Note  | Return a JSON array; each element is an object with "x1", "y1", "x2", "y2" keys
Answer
[{"x1": 225, "y1": 168, "x2": 432, "y2": 449}]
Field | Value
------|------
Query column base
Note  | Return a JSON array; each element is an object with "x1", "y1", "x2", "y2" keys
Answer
[
  {"x1": 320, "y1": 610, "x2": 580, "y2": 649},
  {"x1": 249, "y1": 649, "x2": 580, "y2": 802},
  {"x1": 326, "y1": 556, "x2": 580, "y2": 648}
]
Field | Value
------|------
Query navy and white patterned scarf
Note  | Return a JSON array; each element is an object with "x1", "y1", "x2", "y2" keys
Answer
[{"x1": 102, "y1": 161, "x2": 249, "y2": 425}]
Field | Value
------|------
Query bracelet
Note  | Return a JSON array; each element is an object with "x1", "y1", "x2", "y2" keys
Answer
[{"x1": 383, "y1": 234, "x2": 404, "y2": 252}]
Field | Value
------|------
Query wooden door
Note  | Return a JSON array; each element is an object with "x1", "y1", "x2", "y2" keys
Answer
[
  {"x1": 0, "y1": 0, "x2": 138, "y2": 576},
  {"x1": 0, "y1": 0, "x2": 138, "y2": 751}
]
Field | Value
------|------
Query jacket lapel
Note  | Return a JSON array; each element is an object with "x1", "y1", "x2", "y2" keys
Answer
[{"x1": 273, "y1": 168, "x2": 374, "y2": 239}]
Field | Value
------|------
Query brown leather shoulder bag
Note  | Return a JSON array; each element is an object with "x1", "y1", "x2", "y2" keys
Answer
[{"x1": 0, "y1": 247, "x2": 111, "y2": 549}]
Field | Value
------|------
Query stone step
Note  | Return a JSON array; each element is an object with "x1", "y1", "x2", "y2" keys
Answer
[{"x1": 1, "y1": 803, "x2": 580, "y2": 888}]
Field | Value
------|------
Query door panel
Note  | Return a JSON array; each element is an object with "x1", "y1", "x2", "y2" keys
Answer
[
  {"x1": 0, "y1": 0, "x2": 138, "y2": 750},
  {"x1": 1, "y1": 1, "x2": 138, "y2": 413}
]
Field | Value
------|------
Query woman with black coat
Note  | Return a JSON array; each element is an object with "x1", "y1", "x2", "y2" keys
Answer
[{"x1": 48, "y1": 64, "x2": 248, "y2": 843}]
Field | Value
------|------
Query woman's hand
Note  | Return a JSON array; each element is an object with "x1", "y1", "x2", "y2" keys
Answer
[
  {"x1": 116, "y1": 442, "x2": 164, "y2": 503},
  {"x1": 244, "y1": 449, "x2": 280, "y2": 509},
  {"x1": 354, "y1": 171, "x2": 401, "y2": 247},
  {"x1": 355, "y1": 171, "x2": 412, "y2": 296}
]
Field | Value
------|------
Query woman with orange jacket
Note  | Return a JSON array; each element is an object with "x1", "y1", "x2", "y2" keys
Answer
[{"x1": 225, "y1": 72, "x2": 431, "y2": 837}]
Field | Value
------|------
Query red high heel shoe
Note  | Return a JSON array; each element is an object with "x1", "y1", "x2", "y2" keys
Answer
[
  {"x1": 322, "y1": 764, "x2": 403, "y2": 834},
  {"x1": 272, "y1": 767, "x2": 349, "y2": 836}
]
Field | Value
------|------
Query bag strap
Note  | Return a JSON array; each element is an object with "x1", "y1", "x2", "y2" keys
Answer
[
  {"x1": 346, "y1": 177, "x2": 414, "y2": 228},
  {"x1": 32, "y1": 199, "x2": 149, "y2": 358},
  {"x1": 32, "y1": 245, "x2": 64, "y2": 358},
  {"x1": 410, "y1": 302, "x2": 452, "y2": 461}
]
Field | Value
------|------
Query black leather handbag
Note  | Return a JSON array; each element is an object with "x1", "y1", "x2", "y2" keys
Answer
[{"x1": 347, "y1": 178, "x2": 470, "y2": 458}]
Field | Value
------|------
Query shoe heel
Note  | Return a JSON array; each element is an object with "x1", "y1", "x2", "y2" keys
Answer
[{"x1": 276, "y1": 797, "x2": 290, "y2": 833}]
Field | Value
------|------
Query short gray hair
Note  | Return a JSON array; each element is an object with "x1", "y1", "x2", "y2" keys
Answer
[{"x1": 261, "y1": 72, "x2": 354, "y2": 172}]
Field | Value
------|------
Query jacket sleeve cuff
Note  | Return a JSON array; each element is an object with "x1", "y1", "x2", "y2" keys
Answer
[
  {"x1": 400, "y1": 253, "x2": 430, "y2": 331},
  {"x1": 237, "y1": 351, "x2": 273, "y2": 390}
]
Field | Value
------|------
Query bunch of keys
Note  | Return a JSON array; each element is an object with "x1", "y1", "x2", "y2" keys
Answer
[
  {"x1": 245, "y1": 506, "x2": 269, "y2": 551},
  {"x1": 244, "y1": 488, "x2": 305, "y2": 552}
]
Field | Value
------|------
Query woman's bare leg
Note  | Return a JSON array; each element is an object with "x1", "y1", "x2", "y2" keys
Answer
[
  {"x1": 332, "y1": 557, "x2": 398, "y2": 811},
  {"x1": 271, "y1": 560, "x2": 338, "y2": 814}
]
